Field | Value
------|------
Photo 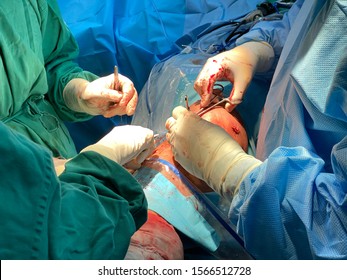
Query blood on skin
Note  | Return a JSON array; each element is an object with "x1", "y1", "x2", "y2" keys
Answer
[{"x1": 232, "y1": 126, "x2": 241, "y2": 135}]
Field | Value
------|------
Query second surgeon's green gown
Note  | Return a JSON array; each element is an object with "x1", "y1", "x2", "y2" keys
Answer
[
  {"x1": 0, "y1": 121, "x2": 147, "y2": 259},
  {"x1": 0, "y1": 0, "x2": 98, "y2": 158}
]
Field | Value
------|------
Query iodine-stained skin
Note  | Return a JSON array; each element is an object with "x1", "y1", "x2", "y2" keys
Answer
[{"x1": 125, "y1": 210, "x2": 184, "y2": 260}]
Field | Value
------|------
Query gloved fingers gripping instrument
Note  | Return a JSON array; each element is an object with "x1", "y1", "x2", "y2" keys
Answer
[
  {"x1": 63, "y1": 75, "x2": 138, "y2": 117},
  {"x1": 166, "y1": 106, "x2": 262, "y2": 199},
  {"x1": 194, "y1": 41, "x2": 274, "y2": 112},
  {"x1": 81, "y1": 125, "x2": 155, "y2": 169}
]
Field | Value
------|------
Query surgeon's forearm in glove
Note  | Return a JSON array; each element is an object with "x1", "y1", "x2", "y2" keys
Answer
[
  {"x1": 81, "y1": 125, "x2": 155, "y2": 170},
  {"x1": 63, "y1": 73, "x2": 138, "y2": 117},
  {"x1": 194, "y1": 41, "x2": 274, "y2": 111},
  {"x1": 165, "y1": 106, "x2": 262, "y2": 199}
]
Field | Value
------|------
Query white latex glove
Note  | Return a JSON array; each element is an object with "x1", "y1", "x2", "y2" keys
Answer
[
  {"x1": 165, "y1": 106, "x2": 262, "y2": 199},
  {"x1": 63, "y1": 73, "x2": 138, "y2": 117},
  {"x1": 81, "y1": 125, "x2": 155, "y2": 169},
  {"x1": 194, "y1": 41, "x2": 274, "y2": 111}
]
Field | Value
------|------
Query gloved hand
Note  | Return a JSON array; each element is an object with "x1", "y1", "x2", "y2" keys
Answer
[
  {"x1": 81, "y1": 125, "x2": 155, "y2": 169},
  {"x1": 63, "y1": 73, "x2": 138, "y2": 117},
  {"x1": 165, "y1": 106, "x2": 262, "y2": 199},
  {"x1": 194, "y1": 41, "x2": 274, "y2": 111}
]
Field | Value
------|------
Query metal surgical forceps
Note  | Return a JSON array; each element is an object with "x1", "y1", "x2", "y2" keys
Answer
[{"x1": 196, "y1": 83, "x2": 231, "y2": 116}]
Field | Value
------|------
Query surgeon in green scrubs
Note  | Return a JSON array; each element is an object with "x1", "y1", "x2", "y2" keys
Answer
[
  {"x1": 0, "y1": 120, "x2": 156, "y2": 259},
  {"x1": 0, "y1": 0, "x2": 138, "y2": 158}
]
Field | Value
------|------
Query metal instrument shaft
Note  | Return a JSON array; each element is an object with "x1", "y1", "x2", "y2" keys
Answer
[{"x1": 196, "y1": 98, "x2": 232, "y2": 116}]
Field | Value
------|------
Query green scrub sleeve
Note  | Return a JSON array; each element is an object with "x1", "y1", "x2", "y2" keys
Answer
[
  {"x1": 60, "y1": 151, "x2": 148, "y2": 231},
  {"x1": 42, "y1": 0, "x2": 99, "y2": 122},
  {"x1": 0, "y1": 123, "x2": 147, "y2": 260},
  {"x1": 53, "y1": 151, "x2": 148, "y2": 259}
]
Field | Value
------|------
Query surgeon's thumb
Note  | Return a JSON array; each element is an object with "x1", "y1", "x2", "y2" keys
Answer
[{"x1": 226, "y1": 76, "x2": 250, "y2": 111}]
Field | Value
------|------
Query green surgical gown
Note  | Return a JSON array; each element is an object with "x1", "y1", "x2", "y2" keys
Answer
[
  {"x1": 0, "y1": 0, "x2": 98, "y2": 158},
  {"x1": 0, "y1": 122, "x2": 147, "y2": 260}
]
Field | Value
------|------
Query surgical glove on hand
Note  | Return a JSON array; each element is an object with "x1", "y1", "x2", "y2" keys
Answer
[
  {"x1": 194, "y1": 41, "x2": 274, "y2": 111},
  {"x1": 81, "y1": 125, "x2": 155, "y2": 169},
  {"x1": 166, "y1": 106, "x2": 262, "y2": 199},
  {"x1": 63, "y1": 74, "x2": 138, "y2": 117}
]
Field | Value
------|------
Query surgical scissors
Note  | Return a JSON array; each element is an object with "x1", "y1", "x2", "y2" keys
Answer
[{"x1": 195, "y1": 83, "x2": 230, "y2": 116}]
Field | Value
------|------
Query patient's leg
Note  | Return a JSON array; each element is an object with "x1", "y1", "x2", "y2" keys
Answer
[{"x1": 125, "y1": 210, "x2": 184, "y2": 260}]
